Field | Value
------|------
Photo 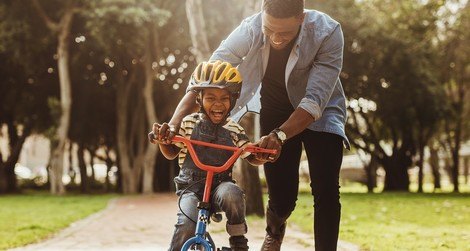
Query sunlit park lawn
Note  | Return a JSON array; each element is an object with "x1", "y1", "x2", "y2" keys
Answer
[
  {"x1": 0, "y1": 192, "x2": 116, "y2": 250},
  {"x1": 1, "y1": 185, "x2": 470, "y2": 251},
  {"x1": 287, "y1": 183, "x2": 470, "y2": 251}
]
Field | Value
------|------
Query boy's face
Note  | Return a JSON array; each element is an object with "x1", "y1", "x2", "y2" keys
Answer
[{"x1": 201, "y1": 88, "x2": 231, "y2": 124}]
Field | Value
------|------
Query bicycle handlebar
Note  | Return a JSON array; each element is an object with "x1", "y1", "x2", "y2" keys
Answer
[{"x1": 149, "y1": 132, "x2": 277, "y2": 173}]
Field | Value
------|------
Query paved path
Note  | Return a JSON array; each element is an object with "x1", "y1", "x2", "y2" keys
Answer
[{"x1": 10, "y1": 193, "x2": 360, "y2": 251}]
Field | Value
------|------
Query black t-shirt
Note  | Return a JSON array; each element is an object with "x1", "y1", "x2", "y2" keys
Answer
[{"x1": 260, "y1": 38, "x2": 297, "y2": 119}]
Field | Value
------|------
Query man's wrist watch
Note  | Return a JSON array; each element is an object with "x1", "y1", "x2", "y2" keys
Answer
[{"x1": 271, "y1": 128, "x2": 287, "y2": 145}]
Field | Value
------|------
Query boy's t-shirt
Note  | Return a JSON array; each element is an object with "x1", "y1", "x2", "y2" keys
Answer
[{"x1": 175, "y1": 113, "x2": 251, "y2": 170}]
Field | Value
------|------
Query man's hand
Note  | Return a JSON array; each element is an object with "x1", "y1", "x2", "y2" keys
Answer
[
  {"x1": 148, "y1": 122, "x2": 178, "y2": 145},
  {"x1": 255, "y1": 133, "x2": 282, "y2": 163}
]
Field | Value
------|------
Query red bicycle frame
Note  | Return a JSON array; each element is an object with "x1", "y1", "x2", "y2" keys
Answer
[{"x1": 172, "y1": 135, "x2": 276, "y2": 203}]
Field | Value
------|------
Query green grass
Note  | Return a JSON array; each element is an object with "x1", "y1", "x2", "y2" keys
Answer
[
  {"x1": 2, "y1": 187, "x2": 470, "y2": 251},
  {"x1": 288, "y1": 191, "x2": 470, "y2": 251},
  {"x1": 0, "y1": 192, "x2": 116, "y2": 250}
]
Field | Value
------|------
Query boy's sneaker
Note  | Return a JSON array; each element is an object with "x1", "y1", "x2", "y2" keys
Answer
[{"x1": 229, "y1": 235, "x2": 249, "y2": 251}]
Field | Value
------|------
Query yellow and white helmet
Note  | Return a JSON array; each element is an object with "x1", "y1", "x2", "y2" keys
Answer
[{"x1": 189, "y1": 60, "x2": 243, "y2": 112}]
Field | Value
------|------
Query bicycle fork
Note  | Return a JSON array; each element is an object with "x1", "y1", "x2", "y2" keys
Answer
[{"x1": 181, "y1": 202, "x2": 219, "y2": 250}]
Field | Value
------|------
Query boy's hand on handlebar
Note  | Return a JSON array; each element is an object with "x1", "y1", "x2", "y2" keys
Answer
[
  {"x1": 256, "y1": 134, "x2": 282, "y2": 162},
  {"x1": 149, "y1": 122, "x2": 177, "y2": 145}
]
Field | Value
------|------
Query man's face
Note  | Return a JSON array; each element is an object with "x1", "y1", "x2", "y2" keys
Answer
[
  {"x1": 262, "y1": 11, "x2": 304, "y2": 50},
  {"x1": 201, "y1": 88, "x2": 231, "y2": 124}
]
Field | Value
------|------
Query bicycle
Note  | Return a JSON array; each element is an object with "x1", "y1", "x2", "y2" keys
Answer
[{"x1": 150, "y1": 133, "x2": 276, "y2": 251}]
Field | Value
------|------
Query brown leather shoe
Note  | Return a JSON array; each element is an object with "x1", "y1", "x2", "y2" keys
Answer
[{"x1": 260, "y1": 232, "x2": 283, "y2": 251}]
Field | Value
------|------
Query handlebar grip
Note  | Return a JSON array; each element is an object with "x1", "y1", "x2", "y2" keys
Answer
[
  {"x1": 244, "y1": 145, "x2": 277, "y2": 155},
  {"x1": 148, "y1": 131, "x2": 156, "y2": 141}
]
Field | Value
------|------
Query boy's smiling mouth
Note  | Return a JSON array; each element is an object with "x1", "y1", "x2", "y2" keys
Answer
[{"x1": 210, "y1": 109, "x2": 226, "y2": 121}]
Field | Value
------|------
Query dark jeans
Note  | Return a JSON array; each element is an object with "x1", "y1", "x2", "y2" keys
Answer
[
  {"x1": 168, "y1": 180, "x2": 247, "y2": 251},
  {"x1": 261, "y1": 116, "x2": 343, "y2": 251}
]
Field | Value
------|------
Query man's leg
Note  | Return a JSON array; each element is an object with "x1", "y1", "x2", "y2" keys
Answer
[{"x1": 304, "y1": 131, "x2": 343, "y2": 251}]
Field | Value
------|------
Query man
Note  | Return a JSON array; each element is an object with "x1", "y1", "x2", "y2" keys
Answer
[{"x1": 152, "y1": 0, "x2": 348, "y2": 250}]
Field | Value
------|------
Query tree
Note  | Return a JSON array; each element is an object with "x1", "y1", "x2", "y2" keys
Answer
[
  {"x1": 32, "y1": 0, "x2": 79, "y2": 195},
  {"x1": 438, "y1": 1, "x2": 470, "y2": 192},
  {"x1": 83, "y1": 0, "x2": 170, "y2": 193},
  {"x1": 0, "y1": 0, "x2": 57, "y2": 193},
  {"x1": 326, "y1": 0, "x2": 447, "y2": 191},
  {"x1": 83, "y1": 0, "x2": 195, "y2": 193},
  {"x1": 68, "y1": 29, "x2": 118, "y2": 192},
  {"x1": 185, "y1": 0, "x2": 211, "y2": 62}
]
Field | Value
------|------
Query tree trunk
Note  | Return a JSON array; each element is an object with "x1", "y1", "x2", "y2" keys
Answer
[
  {"x1": 141, "y1": 29, "x2": 160, "y2": 194},
  {"x1": 77, "y1": 143, "x2": 89, "y2": 193},
  {"x1": 365, "y1": 155, "x2": 378, "y2": 193},
  {"x1": 68, "y1": 143, "x2": 77, "y2": 185},
  {"x1": 185, "y1": 0, "x2": 211, "y2": 62},
  {"x1": 451, "y1": 149, "x2": 460, "y2": 193},
  {"x1": 104, "y1": 151, "x2": 114, "y2": 192},
  {"x1": 116, "y1": 71, "x2": 140, "y2": 194},
  {"x1": 464, "y1": 157, "x2": 469, "y2": 184},
  {"x1": 382, "y1": 154, "x2": 411, "y2": 191},
  {"x1": 0, "y1": 123, "x2": 31, "y2": 193},
  {"x1": 33, "y1": 0, "x2": 76, "y2": 195},
  {"x1": 429, "y1": 145, "x2": 442, "y2": 191},
  {"x1": 417, "y1": 146, "x2": 425, "y2": 193},
  {"x1": 416, "y1": 128, "x2": 427, "y2": 193},
  {"x1": 234, "y1": 113, "x2": 264, "y2": 216}
]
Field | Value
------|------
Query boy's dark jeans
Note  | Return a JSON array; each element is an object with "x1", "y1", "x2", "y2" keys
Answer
[{"x1": 169, "y1": 173, "x2": 247, "y2": 251}]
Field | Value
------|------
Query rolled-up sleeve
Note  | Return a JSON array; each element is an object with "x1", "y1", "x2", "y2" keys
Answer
[
  {"x1": 298, "y1": 98, "x2": 322, "y2": 120},
  {"x1": 302, "y1": 23, "x2": 344, "y2": 120}
]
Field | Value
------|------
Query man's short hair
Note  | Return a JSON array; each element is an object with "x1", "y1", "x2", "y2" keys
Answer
[{"x1": 262, "y1": 0, "x2": 304, "y2": 19}]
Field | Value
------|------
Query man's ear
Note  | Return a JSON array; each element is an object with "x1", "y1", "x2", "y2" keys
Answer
[{"x1": 298, "y1": 12, "x2": 305, "y2": 24}]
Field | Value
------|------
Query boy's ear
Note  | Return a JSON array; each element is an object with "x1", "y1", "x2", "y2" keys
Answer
[{"x1": 196, "y1": 92, "x2": 202, "y2": 106}]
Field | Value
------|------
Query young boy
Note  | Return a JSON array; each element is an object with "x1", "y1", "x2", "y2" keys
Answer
[{"x1": 150, "y1": 61, "x2": 268, "y2": 251}]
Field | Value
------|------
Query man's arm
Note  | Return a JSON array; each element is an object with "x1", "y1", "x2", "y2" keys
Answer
[
  {"x1": 277, "y1": 107, "x2": 315, "y2": 140},
  {"x1": 170, "y1": 91, "x2": 198, "y2": 120},
  {"x1": 257, "y1": 107, "x2": 314, "y2": 161},
  {"x1": 151, "y1": 91, "x2": 199, "y2": 144},
  {"x1": 169, "y1": 91, "x2": 199, "y2": 127}
]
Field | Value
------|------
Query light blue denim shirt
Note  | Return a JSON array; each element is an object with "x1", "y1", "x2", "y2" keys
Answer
[{"x1": 209, "y1": 10, "x2": 349, "y2": 147}]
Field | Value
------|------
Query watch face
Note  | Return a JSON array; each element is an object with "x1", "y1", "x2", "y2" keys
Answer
[{"x1": 277, "y1": 130, "x2": 286, "y2": 142}]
